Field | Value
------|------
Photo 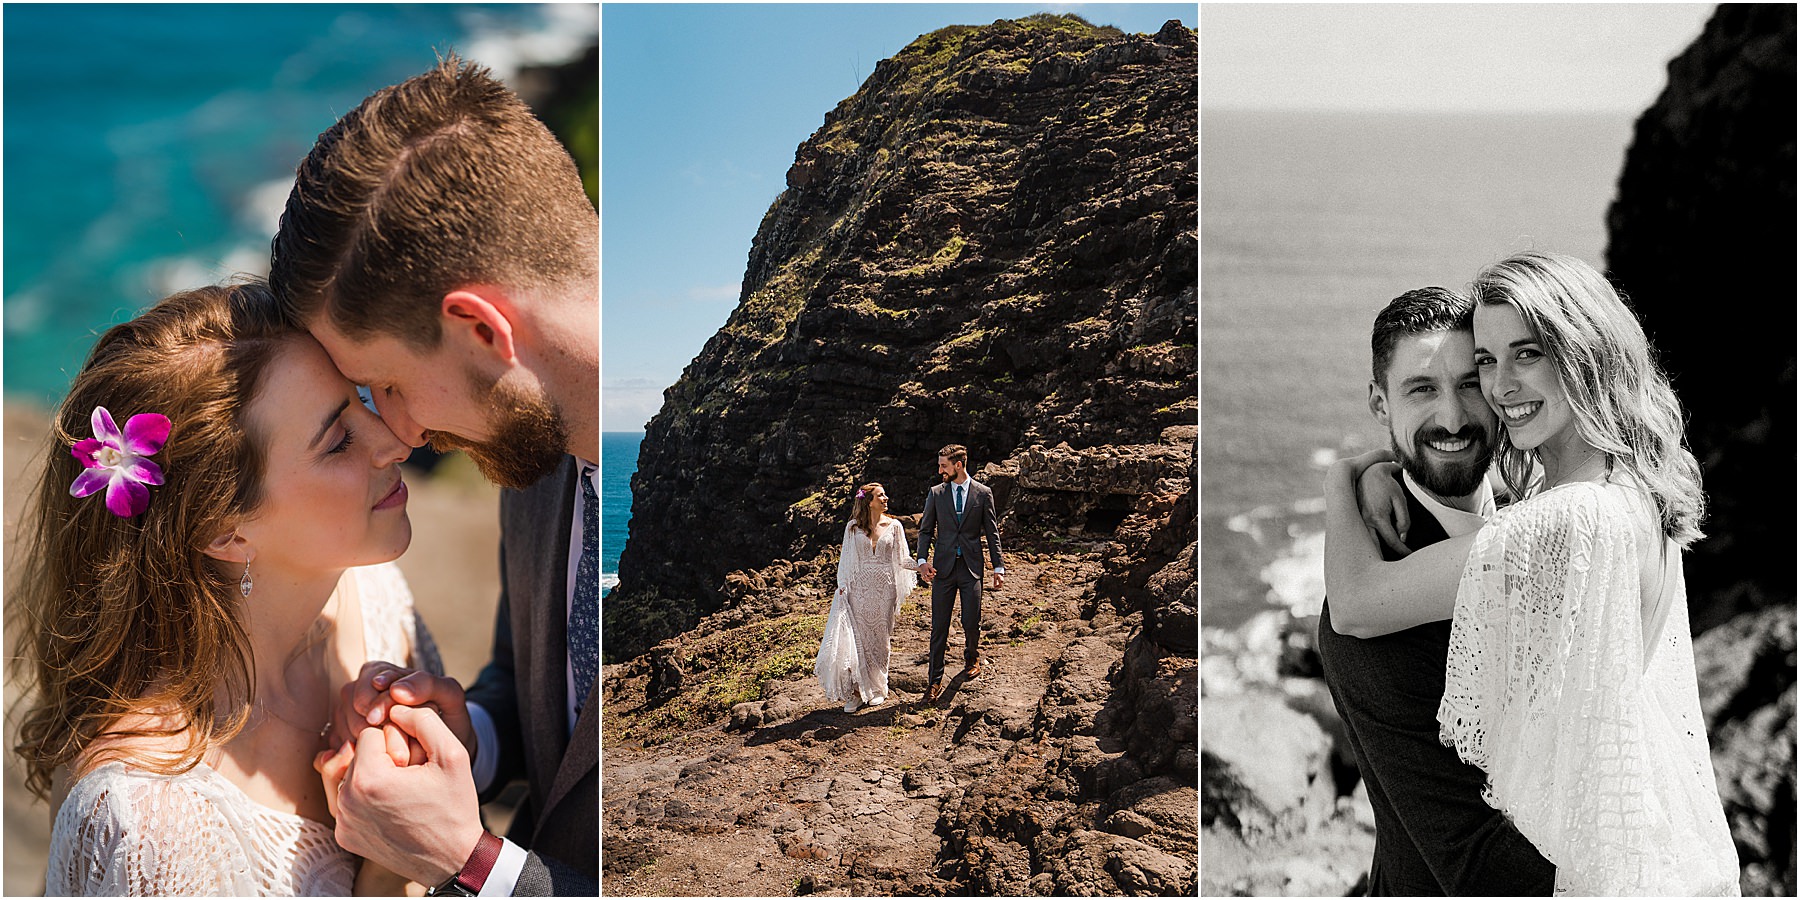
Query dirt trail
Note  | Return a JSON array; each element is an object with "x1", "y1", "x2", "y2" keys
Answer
[{"x1": 601, "y1": 550, "x2": 1124, "y2": 896}]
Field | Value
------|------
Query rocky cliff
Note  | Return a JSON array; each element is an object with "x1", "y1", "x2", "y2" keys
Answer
[
  {"x1": 1607, "y1": 6, "x2": 1794, "y2": 893},
  {"x1": 607, "y1": 14, "x2": 1196, "y2": 662},
  {"x1": 1607, "y1": 3, "x2": 1794, "y2": 633},
  {"x1": 603, "y1": 15, "x2": 1195, "y2": 896}
]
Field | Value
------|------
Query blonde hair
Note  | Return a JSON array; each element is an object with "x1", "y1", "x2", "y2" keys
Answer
[
  {"x1": 1472, "y1": 251, "x2": 1705, "y2": 546},
  {"x1": 11, "y1": 282, "x2": 296, "y2": 798}
]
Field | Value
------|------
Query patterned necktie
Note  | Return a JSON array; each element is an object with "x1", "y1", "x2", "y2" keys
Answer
[
  {"x1": 570, "y1": 466, "x2": 599, "y2": 714},
  {"x1": 955, "y1": 483, "x2": 965, "y2": 521}
]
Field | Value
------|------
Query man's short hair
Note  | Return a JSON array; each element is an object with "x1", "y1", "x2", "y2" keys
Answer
[
  {"x1": 938, "y1": 444, "x2": 968, "y2": 464},
  {"x1": 1370, "y1": 287, "x2": 1473, "y2": 387},
  {"x1": 269, "y1": 53, "x2": 597, "y2": 348}
]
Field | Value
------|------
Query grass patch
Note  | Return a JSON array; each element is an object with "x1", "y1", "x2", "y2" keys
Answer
[
  {"x1": 618, "y1": 612, "x2": 828, "y2": 745},
  {"x1": 930, "y1": 234, "x2": 966, "y2": 264}
]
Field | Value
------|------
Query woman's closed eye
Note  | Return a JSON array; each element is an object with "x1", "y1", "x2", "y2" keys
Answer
[{"x1": 327, "y1": 425, "x2": 357, "y2": 455}]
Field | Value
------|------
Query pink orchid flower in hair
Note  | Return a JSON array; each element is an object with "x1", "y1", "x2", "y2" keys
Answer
[{"x1": 70, "y1": 406, "x2": 170, "y2": 517}]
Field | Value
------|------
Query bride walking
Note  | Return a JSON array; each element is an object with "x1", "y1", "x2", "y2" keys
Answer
[
  {"x1": 13, "y1": 281, "x2": 444, "y2": 895},
  {"x1": 816, "y1": 483, "x2": 918, "y2": 712},
  {"x1": 1325, "y1": 252, "x2": 1738, "y2": 894}
]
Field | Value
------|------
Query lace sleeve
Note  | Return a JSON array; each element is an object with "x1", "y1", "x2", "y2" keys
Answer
[
  {"x1": 836, "y1": 524, "x2": 854, "y2": 596},
  {"x1": 1436, "y1": 483, "x2": 1716, "y2": 895},
  {"x1": 886, "y1": 520, "x2": 917, "y2": 614},
  {"x1": 48, "y1": 768, "x2": 257, "y2": 896}
]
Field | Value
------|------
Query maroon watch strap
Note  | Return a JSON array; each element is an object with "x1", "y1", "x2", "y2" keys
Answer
[{"x1": 454, "y1": 831, "x2": 504, "y2": 894}]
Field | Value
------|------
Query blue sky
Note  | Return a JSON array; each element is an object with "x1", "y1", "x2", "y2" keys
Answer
[{"x1": 600, "y1": 3, "x2": 1195, "y2": 431}]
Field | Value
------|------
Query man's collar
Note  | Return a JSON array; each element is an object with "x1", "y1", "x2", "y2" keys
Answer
[{"x1": 1401, "y1": 469, "x2": 1495, "y2": 537}]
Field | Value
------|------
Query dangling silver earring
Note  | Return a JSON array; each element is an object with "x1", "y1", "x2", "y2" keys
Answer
[{"x1": 240, "y1": 562, "x2": 253, "y2": 598}]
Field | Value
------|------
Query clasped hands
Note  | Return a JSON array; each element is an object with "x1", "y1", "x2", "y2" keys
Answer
[
  {"x1": 312, "y1": 661, "x2": 487, "y2": 886},
  {"x1": 916, "y1": 561, "x2": 1003, "y2": 590}
]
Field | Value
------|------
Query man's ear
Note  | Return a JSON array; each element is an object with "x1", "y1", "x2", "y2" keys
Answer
[
  {"x1": 202, "y1": 530, "x2": 254, "y2": 566},
  {"x1": 441, "y1": 288, "x2": 518, "y2": 365},
  {"x1": 1368, "y1": 381, "x2": 1391, "y2": 426}
]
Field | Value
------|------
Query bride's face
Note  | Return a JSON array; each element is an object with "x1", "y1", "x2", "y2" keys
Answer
[
  {"x1": 236, "y1": 336, "x2": 414, "y2": 577},
  {"x1": 1473, "y1": 301, "x2": 1575, "y2": 453}
]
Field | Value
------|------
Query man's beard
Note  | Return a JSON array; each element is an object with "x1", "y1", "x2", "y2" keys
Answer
[
  {"x1": 426, "y1": 371, "x2": 570, "y2": 491},
  {"x1": 1392, "y1": 425, "x2": 1492, "y2": 499}
]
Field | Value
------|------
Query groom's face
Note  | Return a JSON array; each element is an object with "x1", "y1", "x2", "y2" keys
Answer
[
  {"x1": 308, "y1": 317, "x2": 568, "y2": 490},
  {"x1": 1369, "y1": 328, "x2": 1494, "y2": 500},
  {"x1": 937, "y1": 456, "x2": 965, "y2": 482}
]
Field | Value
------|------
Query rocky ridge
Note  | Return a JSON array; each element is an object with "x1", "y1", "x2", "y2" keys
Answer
[
  {"x1": 607, "y1": 14, "x2": 1196, "y2": 661},
  {"x1": 603, "y1": 15, "x2": 1196, "y2": 896}
]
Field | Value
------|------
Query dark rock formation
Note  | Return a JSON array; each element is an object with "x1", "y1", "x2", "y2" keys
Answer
[
  {"x1": 607, "y1": 13, "x2": 1196, "y2": 662},
  {"x1": 516, "y1": 43, "x2": 599, "y2": 207},
  {"x1": 1695, "y1": 605, "x2": 1796, "y2": 896},
  {"x1": 603, "y1": 15, "x2": 1195, "y2": 896},
  {"x1": 1607, "y1": 8, "x2": 1794, "y2": 894},
  {"x1": 1606, "y1": 3, "x2": 1795, "y2": 632}
]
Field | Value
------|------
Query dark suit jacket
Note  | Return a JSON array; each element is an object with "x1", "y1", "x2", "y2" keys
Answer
[
  {"x1": 1315, "y1": 484, "x2": 1554, "y2": 896},
  {"x1": 466, "y1": 455, "x2": 599, "y2": 895},
  {"x1": 915, "y1": 477, "x2": 1003, "y2": 576}
]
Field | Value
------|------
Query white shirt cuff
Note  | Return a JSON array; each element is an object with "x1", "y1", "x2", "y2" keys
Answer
[
  {"x1": 994, "y1": 567, "x2": 1004, "y2": 574},
  {"x1": 467, "y1": 701, "x2": 500, "y2": 794},
  {"x1": 479, "y1": 839, "x2": 528, "y2": 896}
]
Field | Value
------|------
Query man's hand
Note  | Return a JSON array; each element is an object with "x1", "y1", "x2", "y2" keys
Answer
[
  {"x1": 315, "y1": 723, "x2": 428, "y2": 819},
  {"x1": 920, "y1": 562, "x2": 936, "y2": 581},
  {"x1": 331, "y1": 704, "x2": 487, "y2": 887},
  {"x1": 1356, "y1": 459, "x2": 1412, "y2": 556},
  {"x1": 336, "y1": 661, "x2": 476, "y2": 759},
  {"x1": 989, "y1": 572, "x2": 1003, "y2": 591}
]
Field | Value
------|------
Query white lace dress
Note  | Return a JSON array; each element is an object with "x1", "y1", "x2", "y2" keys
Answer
[
  {"x1": 816, "y1": 519, "x2": 918, "y2": 705},
  {"x1": 1437, "y1": 481, "x2": 1740, "y2": 896},
  {"x1": 46, "y1": 562, "x2": 443, "y2": 896}
]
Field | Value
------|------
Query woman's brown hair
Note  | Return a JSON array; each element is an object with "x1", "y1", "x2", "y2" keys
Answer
[
  {"x1": 849, "y1": 482, "x2": 884, "y2": 537},
  {"x1": 11, "y1": 281, "x2": 295, "y2": 798}
]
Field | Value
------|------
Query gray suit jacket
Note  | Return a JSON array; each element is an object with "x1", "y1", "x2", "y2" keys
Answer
[
  {"x1": 466, "y1": 455, "x2": 599, "y2": 895},
  {"x1": 915, "y1": 477, "x2": 1003, "y2": 576}
]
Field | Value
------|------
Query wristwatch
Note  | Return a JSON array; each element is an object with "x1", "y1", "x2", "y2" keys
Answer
[{"x1": 427, "y1": 831, "x2": 503, "y2": 896}]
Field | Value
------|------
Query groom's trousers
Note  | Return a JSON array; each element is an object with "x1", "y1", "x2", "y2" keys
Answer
[{"x1": 927, "y1": 558, "x2": 981, "y2": 685}]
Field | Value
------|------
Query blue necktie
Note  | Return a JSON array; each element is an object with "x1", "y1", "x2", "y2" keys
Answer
[{"x1": 570, "y1": 466, "x2": 599, "y2": 713}]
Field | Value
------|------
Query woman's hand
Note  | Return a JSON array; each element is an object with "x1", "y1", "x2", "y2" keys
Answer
[{"x1": 1356, "y1": 460, "x2": 1411, "y2": 556}]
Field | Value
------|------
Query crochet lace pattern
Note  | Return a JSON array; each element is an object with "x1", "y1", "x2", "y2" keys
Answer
[{"x1": 1437, "y1": 481, "x2": 1739, "y2": 895}]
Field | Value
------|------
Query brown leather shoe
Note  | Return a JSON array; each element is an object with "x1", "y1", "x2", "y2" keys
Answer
[
  {"x1": 925, "y1": 681, "x2": 943, "y2": 704},
  {"x1": 964, "y1": 658, "x2": 984, "y2": 679}
]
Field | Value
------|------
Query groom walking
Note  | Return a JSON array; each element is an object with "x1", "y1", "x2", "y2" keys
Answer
[{"x1": 915, "y1": 444, "x2": 1004, "y2": 703}]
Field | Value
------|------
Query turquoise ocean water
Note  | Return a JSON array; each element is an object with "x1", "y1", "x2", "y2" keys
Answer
[
  {"x1": 1202, "y1": 109, "x2": 1631, "y2": 631},
  {"x1": 601, "y1": 431, "x2": 641, "y2": 596},
  {"x1": 3, "y1": 3, "x2": 595, "y2": 406}
]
